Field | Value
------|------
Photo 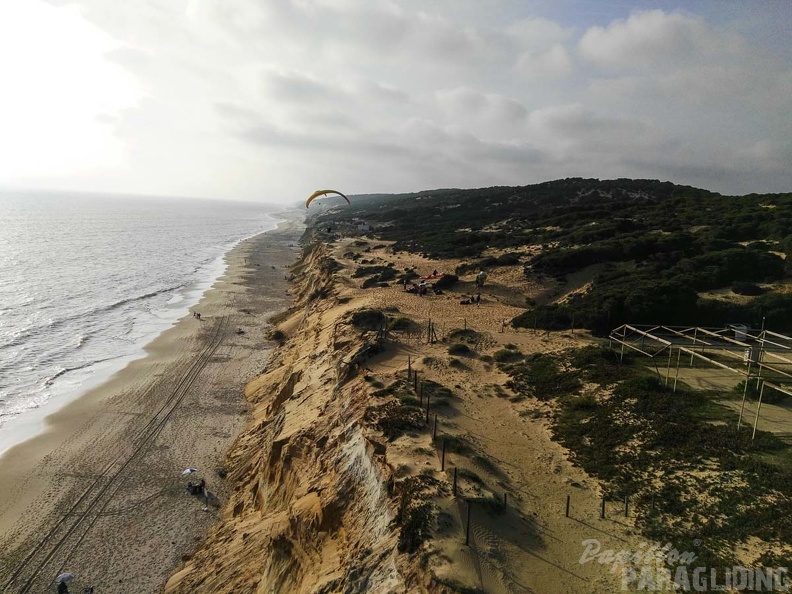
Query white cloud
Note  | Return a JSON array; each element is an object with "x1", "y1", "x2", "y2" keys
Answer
[
  {"x1": 506, "y1": 17, "x2": 574, "y2": 51},
  {"x1": 0, "y1": 1, "x2": 789, "y2": 198},
  {"x1": 579, "y1": 10, "x2": 708, "y2": 70},
  {"x1": 515, "y1": 44, "x2": 573, "y2": 79}
]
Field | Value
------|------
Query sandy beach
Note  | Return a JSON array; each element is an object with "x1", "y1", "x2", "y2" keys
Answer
[{"x1": 0, "y1": 216, "x2": 305, "y2": 594}]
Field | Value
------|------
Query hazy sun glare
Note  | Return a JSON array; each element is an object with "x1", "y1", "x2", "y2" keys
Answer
[{"x1": 0, "y1": 1, "x2": 141, "y2": 179}]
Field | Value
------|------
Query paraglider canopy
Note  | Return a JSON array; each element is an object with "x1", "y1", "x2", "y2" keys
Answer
[{"x1": 306, "y1": 190, "x2": 350, "y2": 209}]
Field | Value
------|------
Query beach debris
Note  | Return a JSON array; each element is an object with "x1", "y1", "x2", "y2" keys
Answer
[
  {"x1": 181, "y1": 468, "x2": 198, "y2": 476},
  {"x1": 55, "y1": 572, "x2": 75, "y2": 584}
]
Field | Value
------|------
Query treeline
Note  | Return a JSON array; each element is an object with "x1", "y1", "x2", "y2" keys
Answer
[
  {"x1": 513, "y1": 277, "x2": 792, "y2": 336},
  {"x1": 315, "y1": 178, "x2": 792, "y2": 333}
]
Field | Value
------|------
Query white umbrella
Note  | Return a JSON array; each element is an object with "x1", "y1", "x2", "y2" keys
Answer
[
  {"x1": 181, "y1": 468, "x2": 197, "y2": 476},
  {"x1": 55, "y1": 573, "x2": 75, "y2": 584}
]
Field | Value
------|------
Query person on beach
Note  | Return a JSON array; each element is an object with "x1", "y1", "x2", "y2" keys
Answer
[
  {"x1": 58, "y1": 581, "x2": 69, "y2": 594},
  {"x1": 199, "y1": 478, "x2": 209, "y2": 510}
]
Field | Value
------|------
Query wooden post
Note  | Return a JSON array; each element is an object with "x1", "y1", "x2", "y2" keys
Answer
[
  {"x1": 433, "y1": 414, "x2": 438, "y2": 440},
  {"x1": 738, "y1": 359, "x2": 753, "y2": 430},
  {"x1": 407, "y1": 355, "x2": 411, "y2": 380},
  {"x1": 441, "y1": 439, "x2": 446, "y2": 471},
  {"x1": 414, "y1": 370, "x2": 418, "y2": 392},
  {"x1": 453, "y1": 467, "x2": 458, "y2": 496},
  {"x1": 565, "y1": 495, "x2": 570, "y2": 517},
  {"x1": 600, "y1": 496, "x2": 606, "y2": 519},
  {"x1": 690, "y1": 328, "x2": 698, "y2": 366},
  {"x1": 673, "y1": 348, "x2": 682, "y2": 393},
  {"x1": 664, "y1": 348, "x2": 673, "y2": 386},
  {"x1": 624, "y1": 495, "x2": 629, "y2": 517},
  {"x1": 503, "y1": 493, "x2": 507, "y2": 509},
  {"x1": 752, "y1": 380, "x2": 766, "y2": 440},
  {"x1": 465, "y1": 500, "x2": 472, "y2": 545},
  {"x1": 571, "y1": 313, "x2": 575, "y2": 334},
  {"x1": 464, "y1": 318, "x2": 467, "y2": 330},
  {"x1": 420, "y1": 381, "x2": 424, "y2": 405},
  {"x1": 428, "y1": 318, "x2": 432, "y2": 343},
  {"x1": 425, "y1": 390, "x2": 431, "y2": 424}
]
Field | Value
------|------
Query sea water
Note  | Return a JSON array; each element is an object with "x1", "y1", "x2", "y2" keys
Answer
[{"x1": 0, "y1": 191, "x2": 286, "y2": 455}]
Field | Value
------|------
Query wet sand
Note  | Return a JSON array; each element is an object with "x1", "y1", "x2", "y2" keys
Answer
[{"x1": 0, "y1": 216, "x2": 305, "y2": 594}]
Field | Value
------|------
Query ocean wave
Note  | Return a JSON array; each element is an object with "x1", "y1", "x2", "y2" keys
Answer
[
  {"x1": 42, "y1": 356, "x2": 119, "y2": 387},
  {"x1": 0, "y1": 283, "x2": 186, "y2": 350}
]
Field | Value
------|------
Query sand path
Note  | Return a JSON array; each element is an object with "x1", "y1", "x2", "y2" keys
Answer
[{"x1": 336, "y1": 238, "x2": 645, "y2": 593}]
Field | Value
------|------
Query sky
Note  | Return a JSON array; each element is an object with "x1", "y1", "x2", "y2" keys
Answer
[{"x1": 0, "y1": 1, "x2": 790, "y2": 202}]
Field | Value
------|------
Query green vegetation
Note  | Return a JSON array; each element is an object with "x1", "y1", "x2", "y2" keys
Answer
[
  {"x1": 365, "y1": 400, "x2": 423, "y2": 440},
  {"x1": 433, "y1": 274, "x2": 459, "y2": 290},
  {"x1": 350, "y1": 309, "x2": 386, "y2": 331},
  {"x1": 503, "y1": 355, "x2": 581, "y2": 399},
  {"x1": 732, "y1": 281, "x2": 764, "y2": 296},
  {"x1": 388, "y1": 316, "x2": 412, "y2": 331},
  {"x1": 493, "y1": 349, "x2": 523, "y2": 364},
  {"x1": 316, "y1": 178, "x2": 792, "y2": 335},
  {"x1": 353, "y1": 264, "x2": 397, "y2": 287},
  {"x1": 447, "y1": 343, "x2": 473, "y2": 356},
  {"x1": 397, "y1": 475, "x2": 438, "y2": 553},
  {"x1": 499, "y1": 345, "x2": 792, "y2": 569}
]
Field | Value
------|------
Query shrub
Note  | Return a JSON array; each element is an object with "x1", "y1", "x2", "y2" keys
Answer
[
  {"x1": 398, "y1": 498, "x2": 434, "y2": 553},
  {"x1": 366, "y1": 401, "x2": 424, "y2": 440},
  {"x1": 495, "y1": 252, "x2": 522, "y2": 265},
  {"x1": 731, "y1": 281, "x2": 764, "y2": 296},
  {"x1": 388, "y1": 317, "x2": 413, "y2": 331},
  {"x1": 351, "y1": 309, "x2": 386, "y2": 330},
  {"x1": 493, "y1": 349, "x2": 523, "y2": 364},
  {"x1": 567, "y1": 395, "x2": 597, "y2": 411},
  {"x1": 448, "y1": 343, "x2": 473, "y2": 356},
  {"x1": 268, "y1": 329, "x2": 286, "y2": 344},
  {"x1": 449, "y1": 358, "x2": 469, "y2": 370},
  {"x1": 433, "y1": 274, "x2": 459, "y2": 290}
]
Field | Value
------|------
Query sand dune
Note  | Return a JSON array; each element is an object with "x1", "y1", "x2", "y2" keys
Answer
[{"x1": 163, "y1": 233, "x2": 643, "y2": 593}]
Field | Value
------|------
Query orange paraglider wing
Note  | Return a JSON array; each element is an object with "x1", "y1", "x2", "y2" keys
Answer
[{"x1": 305, "y1": 189, "x2": 350, "y2": 209}]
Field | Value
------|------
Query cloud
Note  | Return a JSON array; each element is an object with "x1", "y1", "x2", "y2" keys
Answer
[
  {"x1": 436, "y1": 87, "x2": 527, "y2": 123},
  {"x1": 262, "y1": 69, "x2": 340, "y2": 105},
  {"x1": 506, "y1": 17, "x2": 574, "y2": 51},
  {"x1": 579, "y1": 10, "x2": 713, "y2": 70},
  {"x1": 4, "y1": 1, "x2": 791, "y2": 199},
  {"x1": 515, "y1": 44, "x2": 573, "y2": 79},
  {"x1": 527, "y1": 103, "x2": 667, "y2": 158}
]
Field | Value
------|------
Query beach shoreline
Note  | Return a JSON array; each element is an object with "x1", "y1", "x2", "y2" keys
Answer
[
  {"x1": 0, "y1": 214, "x2": 305, "y2": 593},
  {"x1": 0, "y1": 212, "x2": 286, "y2": 460}
]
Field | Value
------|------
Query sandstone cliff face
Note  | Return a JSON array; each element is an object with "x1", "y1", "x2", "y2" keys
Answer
[{"x1": 164, "y1": 240, "x2": 426, "y2": 593}]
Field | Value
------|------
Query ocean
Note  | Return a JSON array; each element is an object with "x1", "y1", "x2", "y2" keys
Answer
[{"x1": 0, "y1": 191, "x2": 286, "y2": 455}]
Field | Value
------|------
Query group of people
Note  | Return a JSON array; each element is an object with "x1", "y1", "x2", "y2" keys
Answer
[
  {"x1": 460, "y1": 293, "x2": 481, "y2": 306},
  {"x1": 192, "y1": 311, "x2": 202, "y2": 320},
  {"x1": 186, "y1": 478, "x2": 209, "y2": 511},
  {"x1": 403, "y1": 279, "x2": 443, "y2": 296}
]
